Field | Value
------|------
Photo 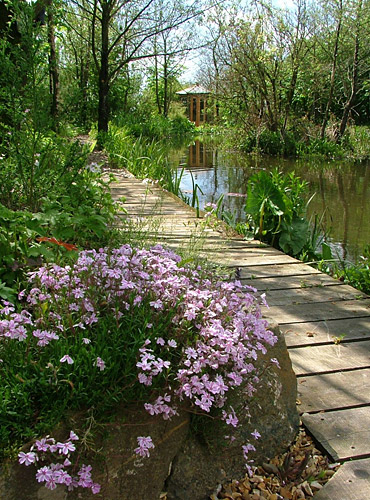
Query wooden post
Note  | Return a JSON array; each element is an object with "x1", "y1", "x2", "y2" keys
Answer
[{"x1": 196, "y1": 96, "x2": 201, "y2": 126}]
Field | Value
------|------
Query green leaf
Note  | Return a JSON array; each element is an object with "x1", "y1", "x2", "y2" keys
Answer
[
  {"x1": 279, "y1": 217, "x2": 310, "y2": 256},
  {"x1": 321, "y1": 242, "x2": 333, "y2": 260}
]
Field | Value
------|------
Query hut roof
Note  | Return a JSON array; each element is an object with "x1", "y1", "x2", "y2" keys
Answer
[{"x1": 176, "y1": 84, "x2": 210, "y2": 95}]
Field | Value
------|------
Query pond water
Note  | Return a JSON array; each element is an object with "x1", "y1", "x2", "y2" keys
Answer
[{"x1": 168, "y1": 140, "x2": 370, "y2": 263}]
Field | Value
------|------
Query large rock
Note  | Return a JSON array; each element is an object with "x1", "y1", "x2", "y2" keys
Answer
[
  {"x1": 166, "y1": 321, "x2": 299, "y2": 500},
  {"x1": 0, "y1": 323, "x2": 298, "y2": 500},
  {"x1": 0, "y1": 410, "x2": 190, "y2": 500}
]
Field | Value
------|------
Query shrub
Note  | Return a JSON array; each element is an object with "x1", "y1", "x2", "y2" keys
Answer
[{"x1": 0, "y1": 166, "x2": 123, "y2": 299}]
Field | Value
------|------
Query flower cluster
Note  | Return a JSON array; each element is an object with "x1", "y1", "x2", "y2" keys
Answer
[
  {"x1": 1, "y1": 243, "x2": 276, "y2": 474},
  {"x1": 18, "y1": 431, "x2": 100, "y2": 494},
  {"x1": 134, "y1": 436, "x2": 155, "y2": 458}
]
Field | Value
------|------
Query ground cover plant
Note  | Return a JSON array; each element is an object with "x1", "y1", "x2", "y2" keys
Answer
[{"x1": 1, "y1": 243, "x2": 277, "y2": 492}]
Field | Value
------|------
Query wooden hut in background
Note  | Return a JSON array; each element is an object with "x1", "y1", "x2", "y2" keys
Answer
[{"x1": 176, "y1": 84, "x2": 210, "y2": 126}]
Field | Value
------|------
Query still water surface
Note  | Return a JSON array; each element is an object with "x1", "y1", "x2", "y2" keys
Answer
[{"x1": 169, "y1": 141, "x2": 370, "y2": 263}]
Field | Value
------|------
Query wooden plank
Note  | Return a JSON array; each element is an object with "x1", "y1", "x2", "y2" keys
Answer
[
  {"x1": 267, "y1": 299, "x2": 370, "y2": 324},
  {"x1": 302, "y1": 407, "x2": 370, "y2": 460},
  {"x1": 245, "y1": 273, "x2": 342, "y2": 291},
  {"x1": 202, "y1": 246, "x2": 283, "y2": 257},
  {"x1": 314, "y1": 458, "x2": 370, "y2": 500},
  {"x1": 207, "y1": 253, "x2": 299, "y2": 267},
  {"x1": 265, "y1": 285, "x2": 367, "y2": 307},
  {"x1": 297, "y1": 369, "x2": 370, "y2": 413},
  {"x1": 238, "y1": 263, "x2": 322, "y2": 279},
  {"x1": 282, "y1": 317, "x2": 370, "y2": 347},
  {"x1": 122, "y1": 233, "x2": 264, "y2": 248},
  {"x1": 124, "y1": 208, "x2": 195, "y2": 216},
  {"x1": 289, "y1": 340, "x2": 370, "y2": 375}
]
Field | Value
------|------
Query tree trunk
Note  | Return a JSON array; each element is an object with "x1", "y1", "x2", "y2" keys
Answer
[
  {"x1": 47, "y1": 3, "x2": 59, "y2": 130},
  {"x1": 163, "y1": 52, "x2": 169, "y2": 117},
  {"x1": 336, "y1": 0, "x2": 362, "y2": 142},
  {"x1": 154, "y1": 51, "x2": 162, "y2": 114},
  {"x1": 97, "y1": 4, "x2": 110, "y2": 138},
  {"x1": 320, "y1": 0, "x2": 342, "y2": 139}
]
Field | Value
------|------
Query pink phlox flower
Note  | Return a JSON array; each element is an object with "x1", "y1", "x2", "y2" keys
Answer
[
  {"x1": 271, "y1": 357, "x2": 280, "y2": 368},
  {"x1": 45, "y1": 477, "x2": 58, "y2": 490},
  {"x1": 82, "y1": 337, "x2": 91, "y2": 344},
  {"x1": 134, "y1": 436, "x2": 155, "y2": 458},
  {"x1": 242, "y1": 443, "x2": 256, "y2": 459},
  {"x1": 138, "y1": 373, "x2": 152, "y2": 386},
  {"x1": 57, "y1": 441, "x2": 76, "y2": 455},
  {"x1": 54, "y1": 469, "x2": 72, "y2": 485},
  {"x1": 152, "y1": 357, "x2": 170, "y2": 374},
  {"x1": 195, "y1": 394, "x2": 214, "y2": 412},
  {"x1": 156, "y1": 337, "x2": 165, "y2": 346},
  {"x1": 69, "y1": 430, "x2": 79, "y2": 441},
  {"x1": 227, "y1": 372, "x2": 243, "y2": 386},
  {"x1": 259, "y1": 292, "x2": 269, "y2": 308},
  {"x1": 136, "y1": 351, "x2": 155, "y2": 371},
  {"x1": 35, "y1": 438, "x2": 49, "y2": 452},
  {"x1": 222, "y1": 408, "x2": 239, "y2": 427},
  {"x1": 72, "y1": 288, "x2": 84, "y2": 299},
  {"x1": 149, "y1": 299, "x2": 163, "y2": 310},
  {"x1": 18, "y1": 451, "x2": 37, "y2": 466},
  {"x1": 33, "y1": 329, "x2": 59, "y2": 346},
  {"x1": 36, "y1": 466, "x2": 52, "y2": 482},
  {"x1": 184, "y1": 347, "x2": 198, "y2": 359},
  {"x1": 91, "y1": 483, "x2": 101, "y2": 494},
  {"x1": 251, "y1": 429, "x2": 261, "y2": 440},
  {"x1": 144, "y1": 394, "x2": 177, "y2": 420},
  {"x1": 60, "y1": 354, "x2": 74, "y2": 364},
  {"x1": 167, "y1": 339, "x2": 177, "y2": 348},
  {"x1": 94, "y1": 357, "x2": 106, "y2": 371}
]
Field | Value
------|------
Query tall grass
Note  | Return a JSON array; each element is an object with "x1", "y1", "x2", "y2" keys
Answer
[{"x1": 103, "y1": 125, "x2": 202, "y2": 213}]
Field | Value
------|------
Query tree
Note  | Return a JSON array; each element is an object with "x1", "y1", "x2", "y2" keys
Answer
[
  {"x1": 336, "y1": 0, "x2": 368, "y2": 140},
  {"x1": 69, "y1": 0, "x2": 203, "y2": 140},
  {"x1": 320, "y1": 0, "x2": 343, "y2": 139}
]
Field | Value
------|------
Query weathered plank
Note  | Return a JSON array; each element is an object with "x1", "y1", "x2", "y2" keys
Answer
[
  {"x1": 238, "y1": 263, "x2": 322, "y2": 279},
  {"x1": 289, "y1": 340, "x2": 370, "y2": 375},
  {"x1": 313, "y1": 458, "x2": 370, "y2": 500},
  {"x1": 245, "y1": 273, "x2": 342, "y2": 291},
  {"x1": 208, "y1": 253, "x2": 300, "y2": 267},
  {"x1": 267, "y1": 299, "x2": 370, "y2": 324},
  {"x1": 122, "y1": 233, "x2": 264, "y2": 248},
  {"x1": 265, "y1": 284, "x2": 367, "y2": 307},
  {"x1": 302, "y1": 407, "x2": 370, "y2": 460},
  {"x1": 281, "y1": 317, "x2": 370, "y2": 347},
  {"x1": 297, "y1": 369, "x2": 370, "y2": 413}
]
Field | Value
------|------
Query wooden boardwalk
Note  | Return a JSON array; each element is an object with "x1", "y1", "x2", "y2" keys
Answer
[{"x1": 109, "y1": 170, "x2": 370, "y2": 499}]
